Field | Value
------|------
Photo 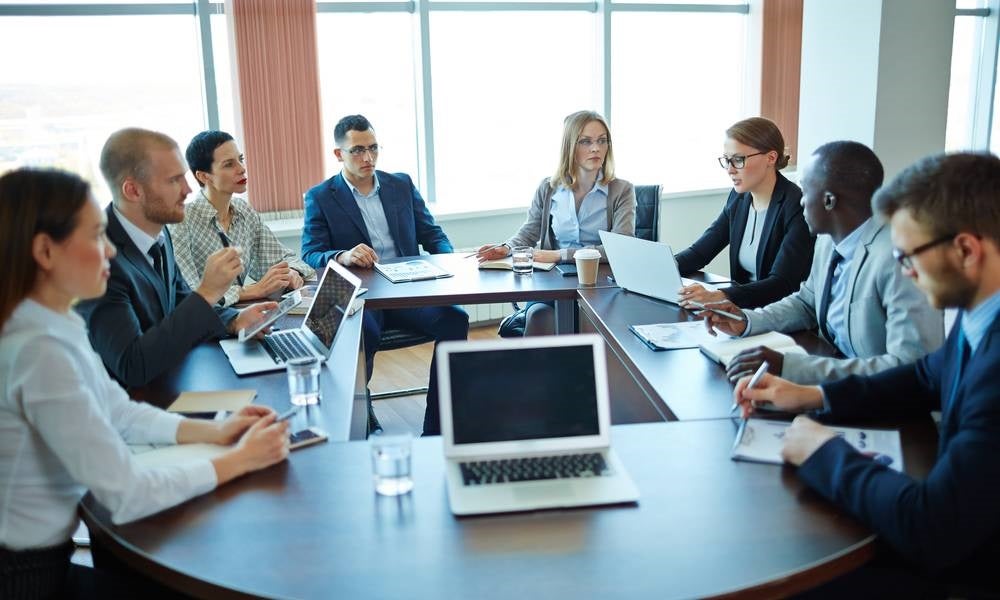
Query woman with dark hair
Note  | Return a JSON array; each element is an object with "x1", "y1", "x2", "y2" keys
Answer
[
  {"x1": 0, "y1": 168, "x2": 290, "y2": 599},
  {"x1": 675, "y1": 117, "x2": 814, "y2": 309},
  {"x1": 169, "y1": 130, "x2": 314, "y2": 307},
  {"x1": 475, "y1": 110, "x2": 635, "y2": 335}
]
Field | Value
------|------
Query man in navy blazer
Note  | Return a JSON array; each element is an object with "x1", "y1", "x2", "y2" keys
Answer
[
  {"x1": 735, "y1": 152, "x2": 1000, "y2": 594},
  {"x1": 77, "y1": 128, "x2": 274, "y2": 393},
  {"x1": 302, "y1": 115, "x2": 469, "y2": 435}
]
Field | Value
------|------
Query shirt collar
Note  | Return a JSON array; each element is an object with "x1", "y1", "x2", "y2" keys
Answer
[
  {"x1": 113, "y1": 205, "x2": 165, "y2": 256},
  {"x1": 557, "y1": 172, "x2": 609, "y2": 196},
  {"x1": 961, "y1": 288, "x2": 1000, "y2": 353},
  {"x1": 343, "y1": 172, "x2": 381, "y2": 199},
  {"x1": 6, "y1": 298, "x2": 86, "y2": 341},
  {"x1": 833, "y1": 217, "x2": 872, "y2": 263}
]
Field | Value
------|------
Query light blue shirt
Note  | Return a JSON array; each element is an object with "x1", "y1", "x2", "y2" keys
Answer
[
  {"x1": 550, "y1": 178, "x2": 608, "y2": 258},
  {"x1": 825, "y1": 218, "x2": 870, "y2": 357},
  {"x1": 960, "y1": 288, "x2": 1000, "y2": 355},
  {"x1": 113, "y1": 206, "x2": 166, "y2": 267},
  {"x1": 344, "y1": 173, "x2": 398, "y2": 261}
]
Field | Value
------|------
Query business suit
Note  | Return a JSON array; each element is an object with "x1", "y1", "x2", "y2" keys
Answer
[
  {"x1": 75, "y1": 207, "x2": 237, "y2": 394},
  {"x1": 675, "y1": 171, "x2": 814, "y2": 308},
  {"x1": 744, "y1": 219, "x2": 943, "y2": 384},
  {"x1": 302, "y1": 171, "x2": 469, "y2": 435},
  {"x1": 799, "y1": 313, "x2": 1000, "y2": 588}
]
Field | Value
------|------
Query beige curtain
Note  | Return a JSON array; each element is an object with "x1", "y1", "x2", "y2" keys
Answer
[{"x1": 230, "y1": 0, "x2": 324, "y2": 215}]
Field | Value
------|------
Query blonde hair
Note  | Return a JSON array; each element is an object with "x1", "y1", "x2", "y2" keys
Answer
[
  {"x1": 726, "y1": 117, "x2": 790, "y2": 170},
  {"x1": 551, "y1": 110, "x2": 615, "y2": 190},
  {"x1": 100, "y1": 127, "x2": 178, "y2": 205}
]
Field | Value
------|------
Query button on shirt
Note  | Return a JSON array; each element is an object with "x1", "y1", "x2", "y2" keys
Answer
[
  {"x1": 825, "y1": 219, "x2": 870, "y2": 357},
  {"x1": 550, "y1": 179, "x2": 608, "y2": 261},
  {"x1": 345, "y1": 174, "x2": 398, "y2": 261}
]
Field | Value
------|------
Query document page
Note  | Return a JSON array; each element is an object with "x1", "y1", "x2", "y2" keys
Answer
[
  {"x1": 731, "y1": 419, "x2": 904, "y2": 471},
  {"x1": 629, "y1": 321, "x2": 716, "y2": 350},
  {"x1": 374, "y1": 260, "x2": 452, "y2": 283}
]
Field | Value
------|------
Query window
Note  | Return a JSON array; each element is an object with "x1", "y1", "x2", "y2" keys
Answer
[{"x1": 946, "y1": 0, "x2": 1000, "y2": 152}]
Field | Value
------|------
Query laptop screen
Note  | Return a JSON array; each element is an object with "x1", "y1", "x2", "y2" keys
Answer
[
  {"x1": 447, "y1": 344, "x2": 600, "y2": 445},
  {"x1": 304, "y1": 263, "x2": 357, "y2": 350}
]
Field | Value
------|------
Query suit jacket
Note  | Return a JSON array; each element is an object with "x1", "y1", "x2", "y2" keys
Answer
[
  {"x1": 674, "y1": 171, "x2": 814, "y2": 308},
  {"x1": 745, "y1": 219, "x2": 943, "y2": 384},
  {"x1": 504, "y1": 177, "x2": 635, "y2": 263},
  {"x1": 75, "y1": 207, "x2": 236, "y2": 392},
  {"x1": 301, "y1": 171, "x2": 452, "y2": 270},
  {"x1": 800, "y1": 314, "x2": 1000, "y2": 586}
]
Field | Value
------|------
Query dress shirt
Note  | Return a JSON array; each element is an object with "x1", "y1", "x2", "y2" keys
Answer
[
  {"x1": 169, "y1": 192, "x2": 316, "y2": 306},
  {"x1": 549, "y1": 177, "x2": 609, "y2": 262},
  {"x1": 343, "y1": 173, "x2": 398, "y2": 261},
  {"x1": 737, "y1": 205, "x2": 767, "y2": 281},
  {"x1": 113, "y1": 205, "x2": 164, "y2": 268},
  {"x1": 825, "y1": 219, "x2": 868, "y2": 357},
  {"x1": 961, "y1": 288, "x2": 1000, "y2": 354},
  {"x1": 0, "y1": 300, "x2": 216, "y2": 549}
]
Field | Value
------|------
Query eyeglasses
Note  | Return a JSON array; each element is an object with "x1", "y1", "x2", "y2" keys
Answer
[
  {"x1": 343, "y1": 144, "x2": 380, "y2": 157},
  {"x1": 577, "y1": 137, "x2": 609, "y2": 149},
  {"x1": 892, "y1": 233, "x2": 956, "y2": 270},
  {"x1": 718, "y1": 152, "x2": 766, "y2": 169}
]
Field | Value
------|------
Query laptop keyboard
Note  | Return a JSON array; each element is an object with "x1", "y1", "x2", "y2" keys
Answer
[
  {"x1": 263, "y1": 332, "x2": 314, "y2": 363},
  {"x1": 459, "y1": 453, "x2": 611, "y2": 486}
]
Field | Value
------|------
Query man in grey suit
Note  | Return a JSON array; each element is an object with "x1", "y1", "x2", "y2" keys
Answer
[
  {"x1": 701, "y1": 141, "x2": 943, "y2": 385},
  {"x1": 76, "y1": 128, "x2": 274, "y2": 392}
]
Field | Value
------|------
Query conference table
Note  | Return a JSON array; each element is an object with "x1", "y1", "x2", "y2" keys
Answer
[{"x1": 80, "y1": 254, "x2": 939, "y2": 599}]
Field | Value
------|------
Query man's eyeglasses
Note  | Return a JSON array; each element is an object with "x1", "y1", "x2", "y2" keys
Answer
[
  {"x1": 577, "y1": 138, "x2": 609, "y2": 149},
  {"x1": 718, "y1": 152, "x2": 765, "y2": 169},
  {"x1": 892, "y1": 233, "x2": 957, "y2": 270},
  {"x1": 344, "y1": 144, "x2": 380, "y2": 157}
]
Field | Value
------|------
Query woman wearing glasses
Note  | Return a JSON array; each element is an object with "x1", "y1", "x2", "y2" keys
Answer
[
  {"x1": 475, "y1": 110, "x2": 635, "y2": 335},
  {"x1": 0, "y1": 168, "x2": 290, "y2": 598},
  {"x1": 169, "y1": 130, "x2": 314, "y2": 307},
  {"x1": 675, "y1": 117, "x2": 813, "y2": 308}
]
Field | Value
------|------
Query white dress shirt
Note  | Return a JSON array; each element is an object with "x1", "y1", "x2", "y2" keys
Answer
[{"x1": 0, "y1": 300, "x2": 216, "y2": 550}]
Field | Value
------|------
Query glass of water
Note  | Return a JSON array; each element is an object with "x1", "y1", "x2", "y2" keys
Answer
[
  {"x1": 286, "y1": 356, "x2": 321, "y2": 406},
  {"x1": 511, "y1": 246, "x2": 534, "y2": 276},
  {"x1": 370, "y1": 432, "x2": 414, "y2": 496}
]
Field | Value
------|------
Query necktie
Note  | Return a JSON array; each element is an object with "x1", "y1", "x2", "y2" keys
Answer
[
  {"x1": 945, "y1": 328, "x2": 971, "y2": 415},
  {"x1": 817, "y1": 250, "x2": 842, "y2": 343},
  {"x1": 148, "y1": 242, "x2": 169, "y2": 289}
]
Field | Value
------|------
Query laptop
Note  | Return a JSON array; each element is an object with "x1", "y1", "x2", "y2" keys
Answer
[
  {"x1": 599, "y1": 230, "x2": 711, "y2": 304},
  {"x1": 436, "y1": 334, "x2": 639, "y2": 516},
  {"x1": 219, "y1": 260, "x2": 362, "y2": 375}
]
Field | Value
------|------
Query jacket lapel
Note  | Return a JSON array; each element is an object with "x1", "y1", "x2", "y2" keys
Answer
[
  {"x1": 378, "y1": 175, "x2": 403, "y2": 255},
  {"x1": 331, "y1": 174, "x2": 373, "y2": 246},
  {"x1": 941, "y1": 314, "x2": 1000, "y2": 448},
  {"x1": 755, "y1": 188, "x2": 784, "y2": 275},
  {"x1": 839, "y1": 220, "x2": 881, "y2": 345},
  {"x1": 106, "y1": 206, "x2": 169, "y2": 315}
]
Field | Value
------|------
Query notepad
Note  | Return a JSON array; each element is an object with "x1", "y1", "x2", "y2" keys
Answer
[
  {"x1": 131, "y1": 442, "x2": 229, "y2": 466},
  {"x1": 478, "y1": 257, "x2": 557, "y2": 272},
  {"x1": 166, "y1": 390, "x2": 256, "y2": 414},
  {"x1": 731, "y1": 419, "x2": 904, "y2": 471},
  {"x1": 374, "y1": 260, "x2": 452, "y2": 283},
  {"x1": 699, "y1": 331, "x2": 807, "y2": 366}
]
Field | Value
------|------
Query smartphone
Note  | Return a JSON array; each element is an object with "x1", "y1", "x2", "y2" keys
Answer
[
  {"x1": 555, "y1": 264, "x2": 578, "y2": 277},
  {"x1": 289, "y1": 426, "x2": 329, "y2": 450}
]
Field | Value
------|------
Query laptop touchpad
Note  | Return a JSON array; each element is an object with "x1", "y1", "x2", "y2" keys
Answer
[{"x1": 512, "y1": 482, "x2": 575, "y2": 501}]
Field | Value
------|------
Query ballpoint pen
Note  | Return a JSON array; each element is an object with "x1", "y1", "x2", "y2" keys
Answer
[
  {"x1": 214, "y1": 219, "x2": 245, "y2": 285},
  {"x1": 688, "y1": 300, "x2": 745, "y2": 321},
  {"x1": 729, "y1": 360, "x2": 770, "y2": 415},
  {"x1": 464, "y1": 243, "x2": 504, "y2": 259}
]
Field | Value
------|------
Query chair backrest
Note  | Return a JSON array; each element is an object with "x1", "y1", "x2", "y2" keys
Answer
[{"x1": 634, "y1": 184, "x2": 661, "y2": 242}]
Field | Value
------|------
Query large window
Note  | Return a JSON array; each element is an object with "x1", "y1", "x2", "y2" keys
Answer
[{"x1": 946, "y1": 0, "x2": 1000, "y2": 152}]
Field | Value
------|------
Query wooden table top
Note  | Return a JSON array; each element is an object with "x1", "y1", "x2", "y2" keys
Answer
[{"x1": 80, "y1": 418, "x2": 936, "y2": 599}]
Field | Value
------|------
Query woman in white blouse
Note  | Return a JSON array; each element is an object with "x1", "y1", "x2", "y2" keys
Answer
[
  {"x1": 0, "y1": 168, "x2": 289, "y2": 598},
  {"x1": 475, "y1": 110, "x2": 635, "y2": 335}
]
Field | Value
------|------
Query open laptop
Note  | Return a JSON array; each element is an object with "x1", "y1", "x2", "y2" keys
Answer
[
  {"x1": 219, "y1": 260, "x2": 361, "y2": 375},
  {"x1": 599, "y1": 230, "x2": 711, "y2": 304},
  {"x1": 436, "y1": 334, "x2": 639, "y2": 516}
]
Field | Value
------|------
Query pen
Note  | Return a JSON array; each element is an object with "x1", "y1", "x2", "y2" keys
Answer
[
  {"x1": 275, "y1": 406, "x2": 300, "y2": 422},
  {"x1": 464, "y1": 244, "x2": 504, "y2": 259},
  {"x1": 730, "y1": 360, "x2": 770, "y2": 414},
  {"x1": 213, "y1": 220, "x2": 245, "y2": 286},
  {"x1": 688, "y1": 300, "x2": 745, "y2": 321}
]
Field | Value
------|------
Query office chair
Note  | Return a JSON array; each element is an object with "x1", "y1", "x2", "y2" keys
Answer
[{"x1": 634, "y1": 184, "x2": 661, "y2": 242}]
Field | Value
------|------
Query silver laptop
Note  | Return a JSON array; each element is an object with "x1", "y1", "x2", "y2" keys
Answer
[
  {"x1": 599, "y1": 230, "x2": 710, "y2": 304},
  {"x1": 436, "y1": 334, "x2": 639, "y2": 516},
  {"x1": 220, "y1": 260, "x2": 361, "y2": 375}
]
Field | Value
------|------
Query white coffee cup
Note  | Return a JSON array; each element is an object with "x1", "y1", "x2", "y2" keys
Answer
[{"x1": 574, "y1": 248, "x2": 602, "y2": 286}]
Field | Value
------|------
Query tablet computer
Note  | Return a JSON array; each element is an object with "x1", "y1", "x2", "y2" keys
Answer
[{"x1": 237, "y1": 290, "x2": 303, "y2": 342}]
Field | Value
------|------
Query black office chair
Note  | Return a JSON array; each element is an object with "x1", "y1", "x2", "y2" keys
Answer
[{"x1": 634, "y1": 184, "x2": 661, "y2": 242}]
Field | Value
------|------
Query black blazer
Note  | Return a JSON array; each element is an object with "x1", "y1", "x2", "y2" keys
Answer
[
  {"x1": 802, "y1": 313, "x2": 1000, "y2": 587},
  {"x1": 75, "y1": 206, "x2": 236, "y2": 393},
  {"x1": 301, "y1": 171, "x2": 452, "y2": 270},
  {"x1": 674, "y1": 172, "x2": 814, "y2": 308}
]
